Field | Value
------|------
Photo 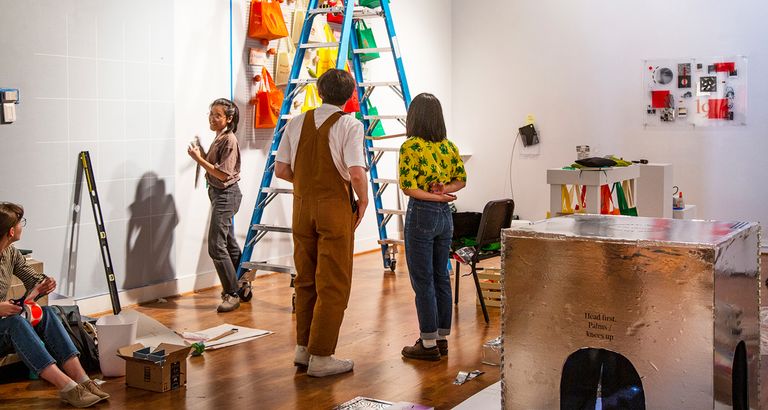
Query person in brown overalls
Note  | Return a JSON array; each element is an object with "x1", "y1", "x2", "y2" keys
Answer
[{"x1": 275, "y1": 69, "x2": 368, "y2": 377}]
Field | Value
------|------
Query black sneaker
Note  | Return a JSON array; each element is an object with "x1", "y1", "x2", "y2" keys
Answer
[
  {"x1": 402, "y1": 339, "x2": 440, "y2": 361},
  {"x1": 437, "y1": 340, "x2": 448, "y2": 356}
]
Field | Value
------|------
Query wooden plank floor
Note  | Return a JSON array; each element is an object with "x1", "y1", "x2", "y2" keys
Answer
[
  {"x1": 0, "y1": 252, "x2": 502, "y2": 409},
  {"x1": 3, "y1": 254, "x2": 766, "y2": 409}
]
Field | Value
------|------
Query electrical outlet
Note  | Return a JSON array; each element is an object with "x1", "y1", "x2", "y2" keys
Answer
[{"x1": 2, "y1": 103, "x2": 16, "y2": 124}]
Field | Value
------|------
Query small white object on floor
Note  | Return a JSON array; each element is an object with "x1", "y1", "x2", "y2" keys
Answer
[
  {"x1": 453, "y1": 369, "x2": 484, "y2": 385},
  {"x1": 176, "y1": 331, "x2": 209, "y2": 342}
]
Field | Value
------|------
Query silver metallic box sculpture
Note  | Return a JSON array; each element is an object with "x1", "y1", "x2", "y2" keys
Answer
[{"x1": 501, "y1": 215, "x2": 760, "y2": 409}]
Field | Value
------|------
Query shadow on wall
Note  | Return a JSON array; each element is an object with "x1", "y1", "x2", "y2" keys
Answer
[{"x1": 124, "y1": 172, "x2": 178, "y2": 290}]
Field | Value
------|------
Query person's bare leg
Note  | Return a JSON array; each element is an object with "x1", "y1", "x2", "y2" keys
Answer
[
  {"x1": 60, "y1": 356, "x2": 88, "y2": 382},
  {"x1": 39, "y1": 364, "x2": 75, "y2": 390}
]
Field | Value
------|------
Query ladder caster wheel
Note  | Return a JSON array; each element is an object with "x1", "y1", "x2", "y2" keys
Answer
[
  {"x1": 389, "y1": 260, "x2": 396, "y2": 272},
  {"x1": 238, "y1": 284, "x2": 253, "y2": 302}
]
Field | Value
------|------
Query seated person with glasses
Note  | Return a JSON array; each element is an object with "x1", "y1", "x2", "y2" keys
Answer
[{"x1": 0, "y1": 202, "x2": 109, "y2": 408}]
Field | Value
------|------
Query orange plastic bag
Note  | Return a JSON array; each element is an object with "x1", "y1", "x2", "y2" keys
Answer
[
  {"x1": 253, "y1": 67, "x2": 284, "y2": 128},
  {"x1": 343, "y1": 88, "x2": 360, "y2": 113},
  {"x1": 248, "y1": 0, "x2": 289, "y2": 41},
  {"x1": 342, "y1": 63, "x2": 359, "y2": 113},
  {"x1": 600, "y1": 184, "x2": 621, "y2": 215}
]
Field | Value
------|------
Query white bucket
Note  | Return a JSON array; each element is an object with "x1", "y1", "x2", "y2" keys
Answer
[{"x1": 95, "y1": 310, "x2": 138, "y2": 377}]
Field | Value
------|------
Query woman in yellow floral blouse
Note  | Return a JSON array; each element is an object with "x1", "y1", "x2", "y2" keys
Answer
[{"x1": 398, "y1": 93, "x2": 466, "y2": 361}]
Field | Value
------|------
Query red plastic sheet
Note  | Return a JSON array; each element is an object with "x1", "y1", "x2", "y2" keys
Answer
[
  {"x1": 714, "y1": 62, "x2": 736, "y2": 73},
  {"x1": 708, "y1": 98, "x2": 729, "y2": 119},
  {"x1": 651, "y1": 90, "x2": 670, "y2": 109}
]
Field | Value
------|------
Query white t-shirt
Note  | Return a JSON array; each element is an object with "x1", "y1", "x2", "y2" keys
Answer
[{"x1": 275, "y1": 104, "x2": 367, "y2": 181}]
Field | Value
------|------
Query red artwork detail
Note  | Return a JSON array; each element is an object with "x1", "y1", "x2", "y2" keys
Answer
[
  {"x1": 651, "y1": 90, "x2": 670, "y2": 109},
  {"x1": 708, "y1": 99, "x2": 729, "y2": 119},
  {"x1": 714, "y1": 62, "x2": 736, "y2": 73}
]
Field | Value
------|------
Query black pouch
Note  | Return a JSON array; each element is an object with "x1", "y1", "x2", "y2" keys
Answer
[
  {"x1": 349, "y1": 184, "x2": 358, "y2": 213},
  {"x1": 575, "y1": 157, "x2": 617, "y2": 168}
]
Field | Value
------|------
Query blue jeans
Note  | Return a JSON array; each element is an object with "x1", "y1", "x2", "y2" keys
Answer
[
  {"x1": 208, "y1": 183, "x2": 243, "y2": 295},
  {"x1": 404, "y1": 199, "x2": 453, "y2": 340},
  {"x1": 0, "y1": 306, "x2": 79, "y2": 375}
]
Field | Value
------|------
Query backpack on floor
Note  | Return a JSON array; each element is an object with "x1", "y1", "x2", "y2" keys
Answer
[{"x1": 51, "y1": 305, "x2": 100, "y2": 373}]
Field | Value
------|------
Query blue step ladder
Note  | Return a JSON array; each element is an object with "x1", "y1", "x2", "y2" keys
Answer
[{"x1": 235, "y1": 0, "x2": 411, "y2": 302}]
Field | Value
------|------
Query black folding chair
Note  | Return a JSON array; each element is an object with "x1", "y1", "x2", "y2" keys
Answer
[{"x1": 452, "y1": 199, "x2": 515, "y2": 323}]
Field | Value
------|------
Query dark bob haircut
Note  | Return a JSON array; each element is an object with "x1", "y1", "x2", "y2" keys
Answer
[
  {"x1": 317, "y1": 69, "x2": 356, "y2": 106},
  {"x1": 0, "y1": 202, "x2": 24, "y2": 237},
  {"x1": 210, "y1": 98, "x2": 240, "y2": 133},
  {"x1": 406, "y1": 93, "x2": 446, "y2": 143}
]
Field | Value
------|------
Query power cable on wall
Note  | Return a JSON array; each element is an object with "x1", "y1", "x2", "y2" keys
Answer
[{"x1": 506, "y1": 131, "x2": 521, "y2": 201}]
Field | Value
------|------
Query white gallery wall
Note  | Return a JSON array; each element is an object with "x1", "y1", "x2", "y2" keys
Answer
[
  {"x1": 0, "y1": 0, "x2": 176, "y2": 301},
  {"x1": 172, "y1": 0, "x2": 232, "y2": 296},
  {"x1": 0, "y1": 0, "x2": 451, "y2": 311},
  {"x1": 450, "y1": 0, "x2": 768, "y2": 229}
]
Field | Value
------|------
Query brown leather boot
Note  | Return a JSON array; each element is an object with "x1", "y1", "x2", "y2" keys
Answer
[
  {"x1": 437, "y1": 339, "x2": 448, "y2": 356},
  {"x1": 402, "y1": 339, "x2": 440, "y2": 361}
]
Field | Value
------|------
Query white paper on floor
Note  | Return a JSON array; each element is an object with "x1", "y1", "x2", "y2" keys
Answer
[
  {"x1": 453, "y1": 380, "x2": 501, "y2": 410},
  {"x1": 182, "y1": 323, "x2": 272, "y2": 349}
]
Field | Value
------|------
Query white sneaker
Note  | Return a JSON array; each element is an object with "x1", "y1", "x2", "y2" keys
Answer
[
  {"x1": 294, "y1": 345, "x2": 309, "y2": 366},
  {"x1": 307, "y1": 355, "x2": 354, "y2": 377}
]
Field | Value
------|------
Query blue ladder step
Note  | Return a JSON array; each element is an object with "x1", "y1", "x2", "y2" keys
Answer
[
  {"x1": 300, "y1": 42, "x2": 339, "y2": 49},
  {"x1": 378, "y1": 208, "x2": 405, "y2": 216},
  {"x1": 365, "y1": 133, "x2": 406, "y2": 140},
  {"x1": 262, "y1": 187, "x2": 293, "y2": 194},
  {"x1": 307, "y1": 6, "x2": 345, "y2": 15},
  {"x1": 363, "y1": 114, "x2": 406, "y2": 120},
  {"x1": 352, "y1": 47, "x2": 392, "y2": 54},
  {"x1": 290, "y1": 79, "x2": 318, "y2": 85},
  {"x1": 372, "y1": 178, "x2": 398, "y2": 197},
  {"x1": 368, "y1": 147, "x2": 399, "y2": 152},
  {"x1": 359, "y1": 81, "x2": 401, "y2": 88},
  {"x1": 252, "y1": 224, "x2": 292, "y2": 234},
  {"x1": 241, "y1": 261, "x2": 295, "y2": 275},
  {"x1": 309, "y1": 6, "x2": 382, "y2": 18}
]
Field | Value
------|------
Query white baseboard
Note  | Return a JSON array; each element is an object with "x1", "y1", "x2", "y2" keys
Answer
[
  {"x1": 73, "y1": 271, "x2": 220, "y2": 316},
  {"x1": 355, "y1": 235, "x2": 383, "y2": 254},
  {"x1": 73, "y1": 239, "x2": 383, "y2": 316}
]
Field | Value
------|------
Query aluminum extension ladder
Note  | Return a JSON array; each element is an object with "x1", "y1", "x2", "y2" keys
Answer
[{"x1": 235, "y1": 0, "x2": 412, "y2": 302}]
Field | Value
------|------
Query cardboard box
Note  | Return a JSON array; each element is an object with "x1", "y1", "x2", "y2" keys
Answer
[{"x1": 117, "y1": 343, "x2": 192, "y2": 392}]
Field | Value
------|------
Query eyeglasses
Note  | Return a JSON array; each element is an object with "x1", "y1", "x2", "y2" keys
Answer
[{"x1": 18, "y1": 217, "x2": 26, "y2": 228}]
